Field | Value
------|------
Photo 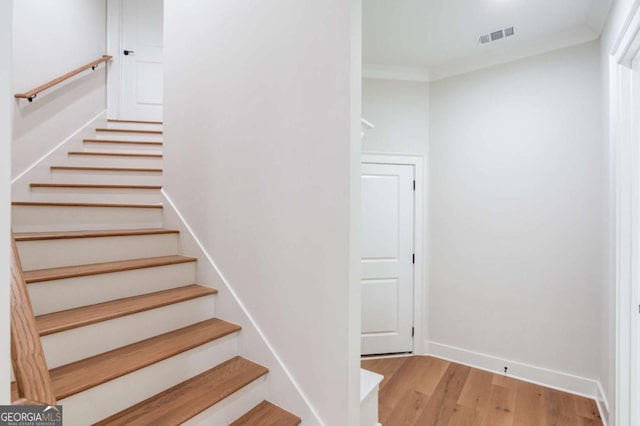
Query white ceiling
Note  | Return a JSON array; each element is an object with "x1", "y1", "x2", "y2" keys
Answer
[{"x1": 363, "y1": 0, "x2": 612, "y2": 80}]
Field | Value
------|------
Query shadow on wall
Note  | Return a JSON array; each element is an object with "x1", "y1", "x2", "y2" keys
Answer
[
  {"x1": 13, "y1": 70, "x2": 105, "y2": 139},
  {"x1": 11, "y1": 65, "x2": 107, "y2": 179}
]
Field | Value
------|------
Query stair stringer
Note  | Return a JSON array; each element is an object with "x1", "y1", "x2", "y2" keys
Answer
[
  {"x1": 11, "y1": 111, "x2": 108, "y2": 200},
  {"x1": 161, "y1": 190, "x2": 324, "y2": 426}
]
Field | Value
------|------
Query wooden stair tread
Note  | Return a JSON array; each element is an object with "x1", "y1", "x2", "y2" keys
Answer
[
  {"x1": 94, "y1": 356, "x2": 268, "y2": 426},
  {"x1": 231, "y1": 401, "x2": 302, "y2": 426},
  {"x1": 96, "y1": 128, "x2": 162, "y2": 134},
  {"x1": 107, "y1": 119, "x2": 163, "y2": 125},
  {"x1": 36, "y1": 285, "x2": 217, "y2": 336},
  {"x1": 30, "y1": 183, "x2": 162, "y2": 190},
  {"x1": 23, "y1": 255, "x2": 196, "y2": 284},
  {"x1": 84, "y1": 139, "x2": 163, "y2": 146},
  {"x1": 14, "y1": 228, "x2": 178, "y2": 241},
  {"x1": 68, "y1": 151, "x2": 162, "y2": 158},
  {"x1": 12, "y1": 201, "x2": 163, "y2": 209},
  {"x1": 51, "y1": 165, "x2": 162, "y2": 173},
  {"x1": 50, "y1": 319, "x2": 241, "y2": 400},
  {"x1": 10, "y1": 382, "x2": 17, "y2": 402}
]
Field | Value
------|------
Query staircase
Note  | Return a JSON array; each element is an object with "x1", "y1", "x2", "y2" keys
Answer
[{"x1": 11, "y1": 119, "x2": 301, "y2": 425}]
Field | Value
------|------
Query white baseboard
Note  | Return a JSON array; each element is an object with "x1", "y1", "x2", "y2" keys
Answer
[
  {"x1": 425, "y1": 340, "x2": 604, "y2": 403},
  {"x1": 596, "y1": 382, "x2": 610, "y2": 426}
]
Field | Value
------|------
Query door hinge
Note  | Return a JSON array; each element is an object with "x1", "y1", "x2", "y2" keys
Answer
[
  {"x1": 412, "y1": 253, "x2": 415, "y2": 264},
  {"x1": 413, "y1": 180, "x2": 416, "y2": 191},
  {"x1": 412, "y1": 327, "x2": 415, "y2": 337}
]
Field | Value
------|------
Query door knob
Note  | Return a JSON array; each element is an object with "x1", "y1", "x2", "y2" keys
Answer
[{"x1": 123, "y1": 50, "x2": 135, "y2": 56}]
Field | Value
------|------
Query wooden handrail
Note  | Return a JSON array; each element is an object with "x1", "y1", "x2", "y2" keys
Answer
[
  {"x1": 10, "y1": 235, "x2": 56, "y2": 406},
  {"x1": 15, "y1": 55, "x2": 112, "y2": 102}
]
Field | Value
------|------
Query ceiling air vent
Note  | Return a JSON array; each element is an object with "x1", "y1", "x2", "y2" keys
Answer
[
  {"x1": 479, "y1": 34, "x2": 491, "y2": 45},
  {"x1": 491, "y1": 30, "x2": 504, "y2": 41},
  {"x1": 477, "y1": 26, "x2": 515, "y2": 45}
]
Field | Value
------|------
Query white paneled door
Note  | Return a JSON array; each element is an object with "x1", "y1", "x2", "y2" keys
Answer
[
  {"x1": 120, "y1": 0, "x2": 163, "y2": 121},
  {"x1": 361, "y1": 162, "x2": 415, "y2": 355}
]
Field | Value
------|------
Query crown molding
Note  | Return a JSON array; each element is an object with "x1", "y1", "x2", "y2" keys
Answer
[
  {"x1": 429, "y1": 24, "x2": 597, "y2": 81},
  {"x1": 364, "y1": 25, "x2": 598, "y2": 84}
]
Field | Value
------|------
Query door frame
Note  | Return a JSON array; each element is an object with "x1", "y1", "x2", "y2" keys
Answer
[
  {"x1": 611, "y1": 3, "x2": 640, "y2": 424},
  {"x1": 361, "y1": 152, "x2": 425, "y2": 355},
  {"x1": 106, "y1": 0, "x2": 124, "y2": 119},
  {"x1": 106, "y1": 0, "x2": 163, "y2": 121}
]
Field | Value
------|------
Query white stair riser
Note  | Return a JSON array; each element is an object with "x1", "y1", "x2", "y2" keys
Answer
[
  {"x1": 361, "y1": 386, "x2": 380, "y2": 426},
  {"x1": 50, "y1": 169, "x2": 163, "y2": 186},
  {"x1": 42, "y1": 295, "x2": 216, "y2": 368},
  {"x1": 28, "y1": 262, "x2": 197, "y2": 315},
  {"x1": 95, "y1": 130, "x2": 162, "y2": 141},
  {"x1": 68, "y1": 154, "x2": 162, "y2": 168},
  {"x1": 18, "y1": 233, "x2": 178, "y2": 270},
  {"x1": 29, "y1": 186, "x2": 162, "y2": 204},
  {"x1": 12, "y1": 204, "x2": 163, "y2": 232},
  {"x1": 104, "y1": 122, "x2": 163, "y2": 131},
  {"x1": 58, "y1": 333, "x2": 240, "y2": 425},
  {"x1": 82, "y1": 141, "x2": 163, "y2": 153},
  {"x1": 184, "y1": 377, "x2": 268, "y2": 426}
]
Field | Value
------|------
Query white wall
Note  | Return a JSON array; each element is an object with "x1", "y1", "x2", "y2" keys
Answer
[
  {"x1": 163, "y1": 1, "x2": 360, "y2": 424},
  {"x1": 362, "y1": 79, "x2": 429, "y2": 154},
  {"x1": 0, "y1": 0, "x2": 12, "y2": 405},
  {"x1": 429, "y1": 41, "x2": 603, "y2": 384},
  {"x1": 12, "y1": 0, "x2": 106, "y2": 179}
]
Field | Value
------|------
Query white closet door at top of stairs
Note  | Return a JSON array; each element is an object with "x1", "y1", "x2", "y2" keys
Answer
[
  {"x1": 120, "y1": 0, "x2": 163, "y2": 121},
  {"x1": 361, "y1": 162, "x2": 415, "y2": 356}
]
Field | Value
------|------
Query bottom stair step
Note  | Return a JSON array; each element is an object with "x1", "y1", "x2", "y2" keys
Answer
[
  {"x1": 231, "y1": 401, "x2": 302, "y2": 426},
  {"x1": 94, "y1": 356, "x2": 269, "y2": 426}
]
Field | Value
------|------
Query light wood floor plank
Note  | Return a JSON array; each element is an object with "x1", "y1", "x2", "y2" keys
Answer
[
  {"x1": 513, "y1": 380, "x2": 546, "y2": 426},
  {"x1": 414, "y1": 356, "x2": 451, "y2": 397},
  {"x1": 415, "y1": 363, "x2": 471, "y2": 425},
  {"x1": 457, "y1": 368, "x2": 494, "y2": 410},
  {"x1": 493, "y1": 373, "x2": 519, "y2": 390},
  {"x1": 573, "y1": 396, "x2": 602, "y2": 421},
  {"x1": 481, "y1": 384, "x2": 516, "y2": 426},
  {"x1": 361, "y1": 356, "x2": 409, "y2": 391},
  {"x1": 376, "y1": 358, "x2": 433, "y2": 411},
  {"x1": 382, "y1": 389, "x2": 429, "y2": 425},
  {"x1": 361, "y1": 356, "x2": 603, "y2": 426},
  {"x1": 447, "y1": 404, "x2": 480, "y2": 426},
  {"x1": 544, "y1": 388, "x2": 580, "y2": 426}
]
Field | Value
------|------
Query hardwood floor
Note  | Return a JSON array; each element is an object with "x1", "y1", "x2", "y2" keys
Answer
[{"x1": 361, "y1": 356, "x2": 602, "y2": 426}]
